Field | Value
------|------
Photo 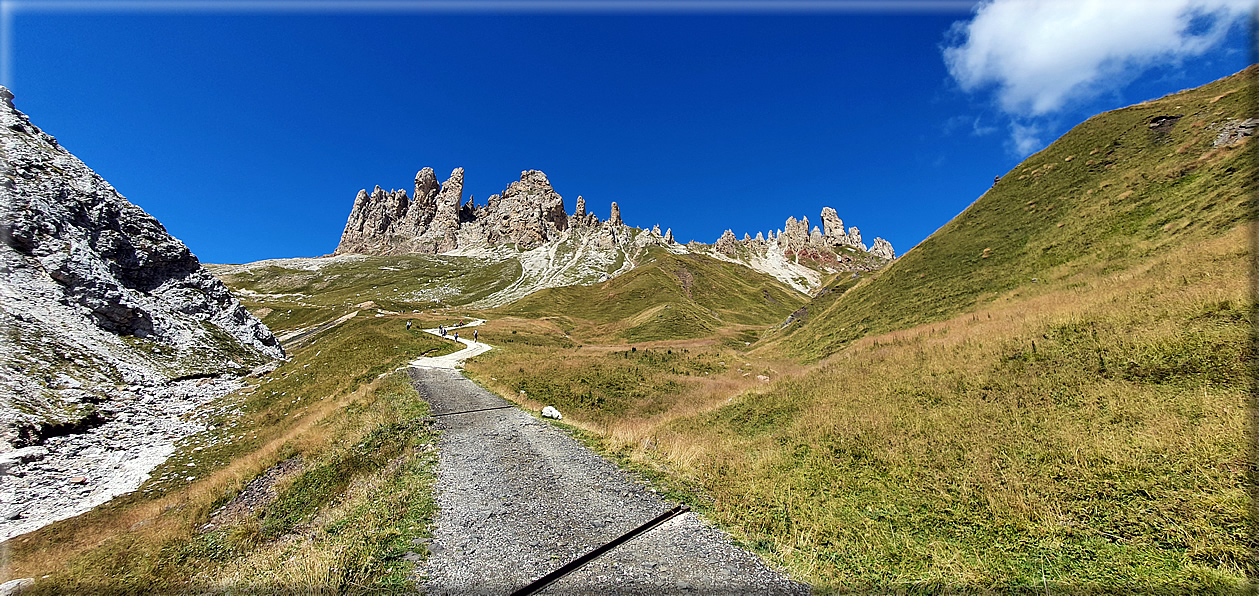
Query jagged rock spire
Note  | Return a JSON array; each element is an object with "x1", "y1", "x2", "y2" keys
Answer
[{"x1": 715, "y1": 229, "x2": 738, "y2": 256}]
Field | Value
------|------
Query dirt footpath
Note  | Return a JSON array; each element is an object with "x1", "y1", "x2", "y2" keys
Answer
[{"x1": 407, "y1": 367, "x2": 809, "y2": 595}]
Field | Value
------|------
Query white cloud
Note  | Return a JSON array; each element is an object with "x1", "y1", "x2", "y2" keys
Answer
[
  {"x1": 971, "y1": 116, "x2": 998, "y2": 136},
  {"x1": 1008, "y1": 121, "x2": 1043, "y2": 155},
  {"x1": 943, "y1": 0, "x2": 1253, "y2": 118}
]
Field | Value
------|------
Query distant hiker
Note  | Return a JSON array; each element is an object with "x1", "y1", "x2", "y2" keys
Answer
[
  {"x1": 454, "y1": 332, "x2": 459, "y2": 343},
  {"x1": 439, "y1": 325, "x2": 445, "y2": 336},
  {"x1": 406, "y1": 320, "x2": 412, "y2": 331},
  {"x1": 473, "y1": 329, "x2": 478, "y2": 343},
  {"x1": 993, "y1": 175, "x2": 1000, "y2": 186}
]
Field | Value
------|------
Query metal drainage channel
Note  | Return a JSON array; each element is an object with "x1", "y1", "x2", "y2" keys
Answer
[
  {"x1": 429, "y1": 405, "x2": 516, "y2": 417},
  {"x1": 509, "y1": 504, "x2": 692, "y2": 596}
]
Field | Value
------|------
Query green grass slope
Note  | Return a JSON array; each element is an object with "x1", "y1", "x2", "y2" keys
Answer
[
  {"x1": 210, "y1": 253, "x2": 521, "y2": 334},
  {"x1": 497, "y1": 248, "x2": 806, "y2": 342},
  {"x1": 784, "y1": 65, "x2": 1256, "y2": 360}
]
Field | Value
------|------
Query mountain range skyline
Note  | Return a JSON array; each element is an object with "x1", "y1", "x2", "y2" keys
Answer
[{"x1": 6, "y1": 0, "x2": 1252, "y2": 263}]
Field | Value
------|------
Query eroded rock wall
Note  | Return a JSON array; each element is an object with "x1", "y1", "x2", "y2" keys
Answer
[
  {"x1": 335, "y1": 168, "x2": 634, "y2": 256},
  {"x1": 0, "y1": 85, "x2": 283, "y2": 450}
]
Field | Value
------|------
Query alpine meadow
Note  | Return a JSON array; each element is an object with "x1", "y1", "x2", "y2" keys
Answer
[{"x1": 0, "y1": 14, "x2": 1255, "y2": 595}]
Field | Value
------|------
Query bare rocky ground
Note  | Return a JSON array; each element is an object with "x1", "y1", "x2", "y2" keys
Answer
[
  {"x1": 408, "y1": 366, "x2": 809, "y2": 595},
  {"x1": 0, "y1": 376, "x2": 246, "y2": 540}
]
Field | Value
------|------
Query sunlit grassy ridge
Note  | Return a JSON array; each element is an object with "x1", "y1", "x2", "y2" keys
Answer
[
  {"x1": 484, "y1": 226, "x2": 1251, "y2": 591},
  {"x1": 497, "y1": 248, "x2": 806, "y2": 342},
  {"x1": 684, "y1": 229, "x2": 1252, "y2": 590},
  {"x1": 782, "y1": 65, "x2": 1257, "y2": 360}
]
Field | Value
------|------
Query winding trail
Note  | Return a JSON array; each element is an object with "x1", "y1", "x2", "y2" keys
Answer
[
  {"x1": 406, "y1": 322, "x2": 808, "y2": 595},
  {"x1": 410, "y1": 319, "x2": 492, "y2": 369}
]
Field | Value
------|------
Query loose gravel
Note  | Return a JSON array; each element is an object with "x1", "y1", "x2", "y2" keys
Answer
[{"x1": 408, "y1": 366, "x2": 809, "y2": 595}]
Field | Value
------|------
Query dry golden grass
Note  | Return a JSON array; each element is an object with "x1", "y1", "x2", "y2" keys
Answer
[
  {"x1": 470, "y1": 224, "x2": 1253, "y2": 591},
  {"x1": 198, "y1": 442, "x2": 433, "y2": 594},
  {"x1": 2, "y1": 317, "x2": 448, "y2": 594},
  {"x1": 653, "y1": 226, "x2": 1249, "y2": 590}
]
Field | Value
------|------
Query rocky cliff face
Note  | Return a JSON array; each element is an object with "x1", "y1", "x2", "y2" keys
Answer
[
  {"x1": 0, "y1": 85, "x2": 282, "y2": 460},
  {"x1": 701, "y1": 207, "x2": 895, "y2": 292},
  {"x1": 700, "y1": 205, "x2": 896, "y2": 284},
  {"x1": 336, "y1": 168, "x2": 632, "y2": 256},
  {"x1": 334, "y1": 169, "x2": 896, "y2": 295}
]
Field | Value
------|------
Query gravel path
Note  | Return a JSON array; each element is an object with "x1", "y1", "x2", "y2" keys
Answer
[
  {"x1": 407, "y1": 366, "x2": 809, "y2": 595},
  {"x1": 410, "y1": 320, "x2": 491, "y2": 370}
]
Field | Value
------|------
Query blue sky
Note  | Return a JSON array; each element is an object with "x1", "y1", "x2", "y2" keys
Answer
[{"x1": 5, "y1": 0, "x2": 1254, "y2": 263}]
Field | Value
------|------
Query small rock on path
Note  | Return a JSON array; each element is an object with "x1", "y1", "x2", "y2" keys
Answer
[{"x1": 408, "y1": 366, "x2": 808, "y2": 595}]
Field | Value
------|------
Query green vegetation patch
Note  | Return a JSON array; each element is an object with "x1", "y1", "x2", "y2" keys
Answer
[
  {"x1": 658, "y1": 237, "x2": 1253, "y2": 591},
  {"x1": 474, "y1": 346, "x2": 726, "y2": 426},
  {"x1": 499, "y1": 248, "x2": 804, "y2": 342}
]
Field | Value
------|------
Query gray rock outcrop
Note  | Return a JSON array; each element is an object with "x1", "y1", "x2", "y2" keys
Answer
[
  {"x1": 1213, "y1": 117, "x2": 1258, "y2": 147},
  {"x1": 484, "y1": 170, "x2": 568, "y2": 249},
  {"x1": 338, "y1": 186, "x2": 410, "y2": 255},
  {"x1": 714, "y1": 230, "x2": 739, "y2": 256},
  {"x1": 430, "y1": 168, "x2": 464, "y2": 245},
  {"x1": 332, "y1": 169, "x2": 898, "y2": 295},
  {"x1": 820, "y1": 207, "x2": 844, "y2": 238},
  {"x1": 846, "y1": 226, "x2": 864, "y2": 250},
  {"x1": 869, "y1": 237, "x2": 895, "y2": 259},
  {"x1": 0, "y1": 84, "x2": 282, "y2": 462},
  {"x1": 335, "y1": 168, "x2": 627, "y2": 255},
  {"x1": 401, "y1": 167, "x2": 440, "y2": 236},
  {"x1": 781, "y1": 216, "x2": 809, "y2": 254},
  {"x1": 704, "y1": 206, "x2": 894, "y2": 276}
]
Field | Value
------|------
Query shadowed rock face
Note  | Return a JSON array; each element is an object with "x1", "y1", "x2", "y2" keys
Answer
[
  {"x1": 0, "y1": 85, "x2": 283, "y2": 448},
  {"x1": 336, "y1": 168, "x2": 590, "y2": 255}
]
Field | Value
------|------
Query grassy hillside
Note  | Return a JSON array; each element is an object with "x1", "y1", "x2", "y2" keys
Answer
[
  {"x1": 783, "y1": 65, "x2": 1256, "y2": 360},
  {"x1": 460, "y1": 67, "x2": 1256, "y2": 591},
  {"x1": 4, "y1": 316, "x2": 456, "y2": 593},
  {"x1": 209, "y1": 253, "x2": 521, "y2": 335},
  {"x1": 517, "y1": 225, "x2": 1251, "y2": 591},
  {"x1": 497, "y1": 248, "x2": 806, "y2": 343}
]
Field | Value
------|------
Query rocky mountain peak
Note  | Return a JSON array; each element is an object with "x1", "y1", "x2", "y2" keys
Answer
[
  {"x1": 487, "y1": 169, "x2": 568, "y2": 248},
  {"x1": 712, "y1": 229, "x2": 737, "y2": 256},
  {"x1": 869, "y1": 238, "x2": 894, "y2": 259},
  {"x1": 707, "y1": 206, "x2": 894, "y2": 282},
  {"x1": 335, "y1": 167, "x2": 633, "y2": 256}
]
